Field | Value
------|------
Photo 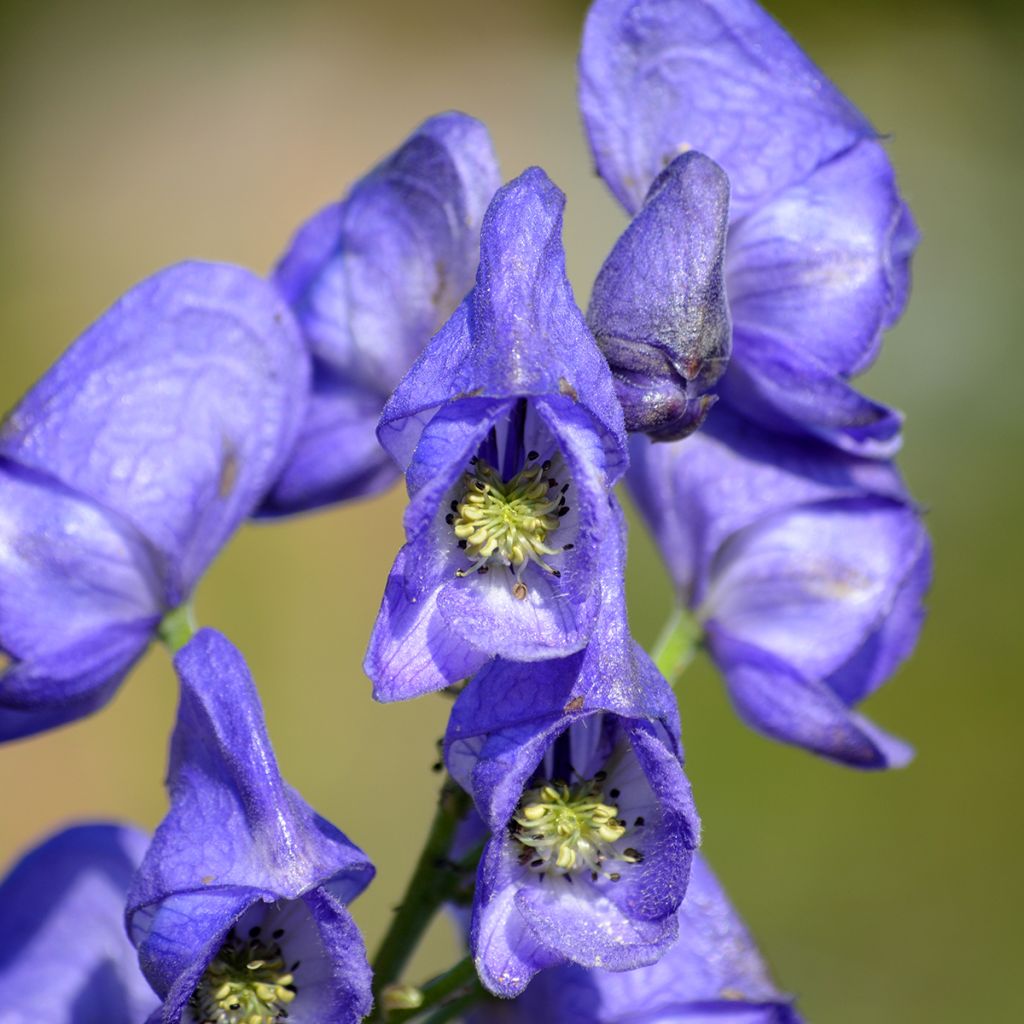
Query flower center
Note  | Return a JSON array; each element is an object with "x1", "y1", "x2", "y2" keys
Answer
[
  {"x1": 447, "y1": 452, "x2": 571, "y2": 598},
  {"x1": 190, "y1": 927, "x2": 297, "y2": 1024},
  {"x1": 511, "y1": 777, "x2": 642, "y2": 879}
]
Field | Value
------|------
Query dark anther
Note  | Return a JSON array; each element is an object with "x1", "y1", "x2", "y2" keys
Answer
[
  {"x1": 249, "y1": 926, "x2": 261, "y2": 938},
  {"x1": 551, "y1": 569, "x2": 561, "y2": 578},
  {"x1": 291, "y1": 961, "x2": 301, "y2": 971},
  {"x1": 591, "y1": 871, "x2": 599, "y2": 881},
  {"x1": 557, "y1": 507, "x2": 570, "y2": 517},
  {"x1": 531, "y1": 859, "x2": 544, "y2": 867},
  {"x1": 285, "y1": 985, "x2": 298, "y2": 993},
  {"x1": 458, "y1": 540, "x2": 468, "y2": 549},
  {"x1": 230, "y1": 1003, "x2": 241, "y2": 1011},
  {"x1": 595, "y1": 770, "x2": 607, "y2": 781},
  {"x1": 470, "y1": 456, "x2": 478, "y2": 464},
  {"x1": 610, "y1": 788, "x2": 620, "y2": 798},
  {"x1": 634, "y1": 816, "x2": 645, "y2": 827},
  {"x1": 532, "y1": 833, "x2": 545, "y2": 840},
  {"x1": 609, "y1": 873, "x2": 621, "y2": 882},
  {"x1": 450, "y1": 500, "x2": 458, "y2": 510},
  {"x1": 477, "y1": 566, "x2": 489, "y2": 574},
  {"x1": 273, "y1": 928, "x2": 285, "y2": 939},
  {"x1": 527, "y1": 450, "x2": 539, "y2": 461},
  {"x1": 542, "y1": 460, "x2": 552, "y2": 470},
  {"x1": 445, "y1": 513, "x2": 454, "y2": 524},
  {"x1": 625, "y1": 848, "x2": 645, "y2": 863},
  {"x1": 548, "y1": 478, "x2": 558, "y2": 487},
  {"x1": 474, "y1": 480, "x2": 486, "y2": 491},
  {"x1": 563, "y1": 543, "x2": 575, "y2": 550},
  {"x1": 561, "y1": 483, "x2": 570, "y2": 493}
]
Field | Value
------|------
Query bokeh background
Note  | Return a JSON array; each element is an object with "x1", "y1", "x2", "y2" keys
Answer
[{"x1": 1, "y1": 1, "x2": 1020, "y2": 1019}]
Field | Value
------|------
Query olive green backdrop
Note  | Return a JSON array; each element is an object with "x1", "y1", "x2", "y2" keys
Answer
[{"x1": 1, "y1": 1, "x2": 1020, "y2": 1019}]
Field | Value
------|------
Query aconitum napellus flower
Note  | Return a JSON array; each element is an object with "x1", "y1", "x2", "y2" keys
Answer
[
  {"x1": 471, "y1": 854, "x2": 801, "y2": 1024},
  {"x1": 628, "y1": 407, "x2": 931, "y2": 768},
  {"x1": 366, "y1": 167, "x2": 628, "y2": 701},
  {"x1": 259, "y1": 112, "x2": 501, "y2": 515},
  {"x1": 580, "y1": 0, "x2": 917, "y2": 455},
  {"x1": 445, "y1": 522, "x2": 699, "y2": 996},
  {"x1": 126, "y1": 630, "x2": 374, "y2": 1024},
  {"x1": 0, "y1": 823, "x2": 160, "y2": 1022},
  {"x1": 0, "y1": 262, "x2": 308, "y2": 742}
]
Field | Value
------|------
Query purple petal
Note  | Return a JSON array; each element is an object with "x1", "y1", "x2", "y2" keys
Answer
[
  {"x1": 709, "y1": 629, "x2": 913, "y2": 768},
  {"x1": 379, "y1": 168, "x2": 627, "y2": 481},
  {"x1": 0, "y1": 262, "x2": 309, "y2": 600},
  {"x1": 727, "y1": 140, "x2": 914, "y2": 379},
  {"x1": 128, "y1": 629, "x2": 373, "y2": 919},
  {"x1": 588, "y1": 151, "x2": 731, "y2": 440},
  {"x1": 719, "y1": 324, "x2": 904, "y2": 458},
  {"x1": 0, "y1": 823, "x2": 159, "y2": 1023},
  {"x1": 364, "y1": 547, "x2": 490, "y2": 702},
  {"x1": 274, "y1": 112, "x2": 499, "y2": 391},
  {"x1": 701, "y1": 499, "x2": 928, "y2": 683},
  {"x1": 256, "y1": 361, "x2": 400, "y2": 515},
  {"x1": 579, "y1": 0, "x2": 873, "y2": 217}
]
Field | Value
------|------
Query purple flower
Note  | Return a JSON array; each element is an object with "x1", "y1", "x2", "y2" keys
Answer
[
  {"x1": 365, "y1": 167, "x2": 628, "y2": 701},
  {"x1": 0, "y1": 262, "x2": 308, "y2": 742},
  {"x1": 580, "y1": 0, "x2": 917, "y2": 456},
  {"x1": 0, "y1": 823, "x2": 160, "y2": 1023},
  {"x1": 126, "y1": 629, "x2": 374, "y2": 1024},
  {"x1": 628, "y1": 408, "x2": 931, "y2": 768},
  {"x1": 445, "y1": 522, "x2": 699, "y2": 996},
  {"x1": 259, "y1": 112, "x2": 501, "y2": 515},
  {"x1": 470, "y1": 854, "x2": 802, "y2": 1024}
]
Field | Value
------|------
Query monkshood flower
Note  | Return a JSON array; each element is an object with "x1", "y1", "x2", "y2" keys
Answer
[
  {"x1": 366, "y1": 167, "x2": 628, "y2": 701},
  {"x1": 580, "y1": 0, "x2": 917, "y2": 456},
  {"x1": 445, "y1": 522, "x2": 699, "y2": 997},
  {"x1": 259, "y1": 112, "x2": 501, "y2": 515},
  {"x1": 470, "y1": 853, "x2": 801, "y2": 1024},
  {"x1": 0, "y1": 822, "x2": 160, "y2": 1023},
  {"x1": 628, "y1": 407, "x2": 931, "y2": 768},
  {"x1": 126, "y1": 629, "x2": 374, "y2": 1024},
  {"x1": 0, "y1": 262, "x2": 308, "y2": 742}
]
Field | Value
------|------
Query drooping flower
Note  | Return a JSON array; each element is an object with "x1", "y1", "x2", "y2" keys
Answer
[
  {"x1": 580, "y1": 0, "x2": 917, "y2": 455},
  {"x1": 125, "y1": 629, "x2": 374, "y2": 1024},
  {"x1": 365, "y1": 166, "x2": 628, "y2": 701},
  {"x1": 628, "y1": 407, "x2": 931, "y2": 768},
  {"x1": 0, "y1": 262, "x2": 308, "y2": 742},
  {"x1": 469, "y1": 853, "x2": 802, "y2": 1023},
  {"x1": 0, "y1": 822, "x2": 160, "y2": 1023},
  {"x1": 259, "y1": 112, "x2": 501, "y2": 515},
  {"x1": 445, "y1": 516, "x2": 699, "y2": 996}
]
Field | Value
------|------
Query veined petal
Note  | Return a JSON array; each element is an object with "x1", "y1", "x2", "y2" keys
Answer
[
  {"x1": 0, "y1": 262, "x2": 309, "y2": 601},
  {"x1": 728, "y1": 140, "x2": 916, "y2": 379},
  {"x1": 128, "y1": 629, "x2": 373, "y2": 916},
  {"x1": 379, "y1": 168, "x2": 626, "y2": 479},
  {"x1": 579, "y1": 0, "x2": 873, "y2": 217},
  {"x1": 274, "y1": 112, "x2": 499, "y2": 393},
  {"x1": 589, "y1": 151, "x2": 731, "y2": 440},
  {"x1": 0, "y1": 823, "x2": 158, "y2": 1023}
]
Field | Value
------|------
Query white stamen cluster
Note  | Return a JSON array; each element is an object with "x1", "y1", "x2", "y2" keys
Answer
[
  {"x1": 190, "y1": 927, "x2": 297, "y2": 1024},
  {"x1": 511, "y1": 778, "x2": 643, "y2": 880},
  {"x1": 447, "y1": 453, "x2": 571, "y2": 598}
]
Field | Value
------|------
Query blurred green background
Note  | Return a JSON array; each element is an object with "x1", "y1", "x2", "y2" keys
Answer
[{"x1": 1, "y1": 1, "x2": 1020, "y2": 1019}]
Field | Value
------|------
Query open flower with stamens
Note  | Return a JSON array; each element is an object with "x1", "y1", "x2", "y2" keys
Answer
[
  {"x1": 470, "y1": 854, "x2": 803, "y2": 1024},
  {"x1": 0, "y1": 262, "x2": 308, "y2": 742},
  {"x1": 126, "y1": 630, "x2": 374, "y2": 1024},
  {"x1": 365, "y1": 167, "x2": 628, "y2": 701},
  {"x1": 0, "y1": 823, "x2": 160, "y2": 1022},
  {"x1": 628, "y1": 407, "x2": 931, "y2": 768},
  {"x1": 445, "y1": 528, "x2": 698, "y2": 996},
  {"x1": 259, "y1": 112, "x2": 501, "y2": 515},
  {"x1": 581, "y1": 0, "x2": 917, "y2": 455}
]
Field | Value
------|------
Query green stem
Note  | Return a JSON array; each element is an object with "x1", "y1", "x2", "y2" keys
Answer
[
  {"x1": 371, "y1": 775, "x2": 472, "y2": 1018},
  {"x1": 650, "y1": 605, "x2": 702, "y2": 690},
  {"x1": 158, "y1": 602, "x2": 197, "y2": 654},
  {"x1": 418, "y1": 987, "x2": 488, "y2": 1024},
  {"x1": 386, "y1": 956, "x2": 478, "y2": 1023}
]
